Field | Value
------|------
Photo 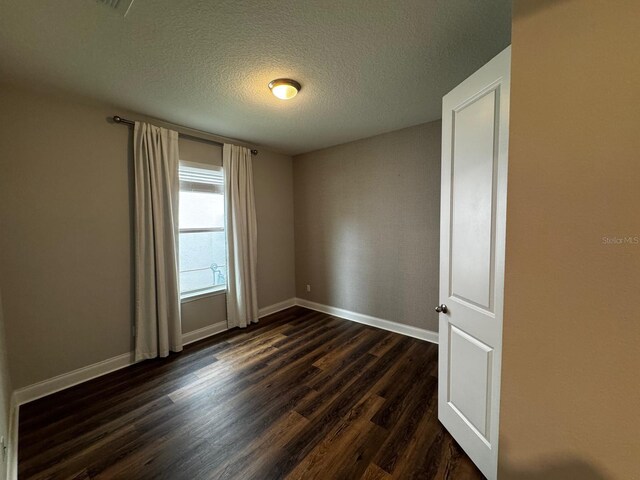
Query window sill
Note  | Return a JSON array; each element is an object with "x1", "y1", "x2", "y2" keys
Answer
[{"x1": 181, "y1": 286, "x2": 226, "y2": 304}]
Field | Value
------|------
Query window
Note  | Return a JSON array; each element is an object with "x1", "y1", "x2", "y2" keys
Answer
[{"x1": 178, "y1": 162, "x2": 226, "y2": 299}]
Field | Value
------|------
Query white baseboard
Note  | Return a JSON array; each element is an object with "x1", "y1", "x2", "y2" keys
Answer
[
  {"x1": 294, "y1": 298, "x2": 439, "y2": 344},
  {"x1": 258, "y1": 297, "x2": 296, "y2": 318},
  {"x1": 13, "y1": 320, "x2": 229, "y2": 406},
  {"x1": 6, "y1": 394, "x2": 18, "y2": 480},
  {"x1": 182, "y1": 321, "x2": 228, "y2": 346},
  {"x1": 13, "y1": 351, "x2": 135, "y2": 406},
  {"x1": 11, "y1": 298, "x2": 296, "y2": 406},
  {"x1": 11, "y1": 297, "x2": 434, "y2": 409}
]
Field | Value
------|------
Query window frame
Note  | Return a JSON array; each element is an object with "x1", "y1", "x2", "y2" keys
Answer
[{"x1": 178, "y1": 160, "x2": 227, "y2": 302}]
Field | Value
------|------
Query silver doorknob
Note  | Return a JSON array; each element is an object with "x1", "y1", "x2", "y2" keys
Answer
[{"x1": 435, "y1": 304, "x2": 448, "y2": 314}]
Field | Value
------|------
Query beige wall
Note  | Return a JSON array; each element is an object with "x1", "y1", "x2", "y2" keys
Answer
[
  {"x1": 293, "y1": 122, "x2": 441, "y2": 331},
  {"x1": 180, "y1": 293, "x2": 226, "y2": 333},
  {"x1": 499, "y1": 1, "x2": 640, "y2": 479},
  {"x1": 0, "y1": 84, "x2": 295, "y2": 389}
]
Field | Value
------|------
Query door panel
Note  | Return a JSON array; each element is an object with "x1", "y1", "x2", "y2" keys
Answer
[
  {"x1": 449, "y1": 325, "x2": 493, "y2": 440},
  {"x1": 438, "y1": 46, "x2": 510, "y2": 480},
  {"x1": 450, "y1": 90, "x2": 497, "y2": 311}
]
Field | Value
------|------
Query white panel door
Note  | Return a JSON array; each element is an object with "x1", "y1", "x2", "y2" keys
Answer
[{"x1": 438, "y1": 46, "x2": 510, "y2": 480}]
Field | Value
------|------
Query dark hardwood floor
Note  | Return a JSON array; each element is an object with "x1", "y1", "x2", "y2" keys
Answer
[{"x1": 19, "y1": 307, "x2": 483, "y2": 480}]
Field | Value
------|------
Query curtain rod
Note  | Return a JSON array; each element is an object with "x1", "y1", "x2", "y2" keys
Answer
[{"x1": 112, "y1": 116, "x2": 259, "y2": 155}]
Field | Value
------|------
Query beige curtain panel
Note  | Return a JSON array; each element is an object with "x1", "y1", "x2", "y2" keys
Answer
[
  {"x1": 134, "y1": 122, "x2": 183, "y2": 361},
  {"x1": 224, "y1": 144, "x2": 259, "y2": 329}
]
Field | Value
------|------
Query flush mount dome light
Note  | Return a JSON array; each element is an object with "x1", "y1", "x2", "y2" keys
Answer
[{"x1": 268, "y1": 78, "x2": 301, "y2": 100}]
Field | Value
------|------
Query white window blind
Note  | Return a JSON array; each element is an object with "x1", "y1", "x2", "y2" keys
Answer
[{"x1": 179, "y1": 164, "x2": 224, "y2": 195}]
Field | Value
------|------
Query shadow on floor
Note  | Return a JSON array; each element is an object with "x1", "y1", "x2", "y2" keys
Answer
[{"x1": 500, "y1": 457, "x2": 609, "y2": 480}]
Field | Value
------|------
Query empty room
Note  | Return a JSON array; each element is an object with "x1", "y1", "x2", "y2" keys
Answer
[{"x1": 0, "y1": 1, "x2": 638, "y2": 479}]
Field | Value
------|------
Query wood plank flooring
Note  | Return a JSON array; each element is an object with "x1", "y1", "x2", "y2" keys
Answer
[{"x1": 18, "y1": 307, "x2": 483, "y2": 480}]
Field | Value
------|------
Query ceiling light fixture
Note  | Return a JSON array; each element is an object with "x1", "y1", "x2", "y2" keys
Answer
[{"x1": 268, "y1": 78, "x2": 301, "y2": 100}]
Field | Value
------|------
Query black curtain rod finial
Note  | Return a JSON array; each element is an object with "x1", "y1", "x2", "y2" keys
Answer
[{"x1": 112, "y1": 115, "x2": 134, "y2": 126}]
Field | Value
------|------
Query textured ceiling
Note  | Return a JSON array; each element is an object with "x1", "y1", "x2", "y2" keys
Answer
[{"x1": 0, "y1": 0, "x2": 511, "y2": 154}]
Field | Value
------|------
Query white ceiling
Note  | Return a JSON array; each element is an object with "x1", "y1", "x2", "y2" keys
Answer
[{"x1": 0, "y1": 0, "x2": 511, "y2": 155}]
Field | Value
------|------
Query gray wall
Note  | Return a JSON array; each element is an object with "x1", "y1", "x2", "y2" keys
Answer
[
  {"x1": 293, "y1": 121, "x2": 441, "y2": 331},
  {"x1": 253, "y1": 148, "x2": 297, "y2": 308},
  {"x1": 0, "y1": 84, "x2": 295, "y2": 389}
]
